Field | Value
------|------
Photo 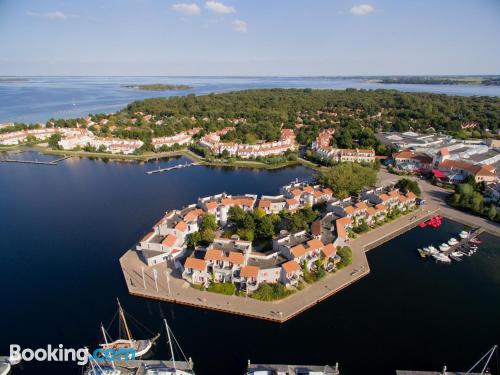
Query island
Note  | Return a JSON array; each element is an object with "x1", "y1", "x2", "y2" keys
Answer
[{"x1": 123, "y1": 83, "x2": 192, "y2": 91}]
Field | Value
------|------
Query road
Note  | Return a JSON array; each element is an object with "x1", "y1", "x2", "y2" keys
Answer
[{"x1": 377, "y1": 168, "x2": 500, "y2": 236}]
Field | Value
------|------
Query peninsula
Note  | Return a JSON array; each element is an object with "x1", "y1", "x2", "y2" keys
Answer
[{"x1": 123, "y1": 84, "x2": 192, "y2": 91}]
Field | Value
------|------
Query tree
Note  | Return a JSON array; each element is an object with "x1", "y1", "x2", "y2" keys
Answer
[
  {"x1": 200, "y1": 214, "x2": 217, "y2": 232},
  {"x1": 488, "y1": 205, "x2": 498, "y2": 221},
  {"x1": 317, "y1": 162, "x2": 377, "y2": 198},
  {"x1": 255, "y1": 215, "x2": 275, "y2": 240},
  {"x1": 48, "y1": 133, "x2": 62, "y2": 149},
  {"x1": 186, "y1": 232, "x2": 201, "y2": 248},
  {"x1": 200, "y1": 228, "x2": 215, "y2": 244},
  {"x1": 395, "y1": 178, "x2": 421, "y2": 196}
]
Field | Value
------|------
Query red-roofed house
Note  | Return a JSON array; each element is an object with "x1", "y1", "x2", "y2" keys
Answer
[
  {"x1": 182, "y1": 258, "x2": 209, "y2": 285},
  {"x1": 280, "y1": 260, "x2": 302, "y2": 286}
]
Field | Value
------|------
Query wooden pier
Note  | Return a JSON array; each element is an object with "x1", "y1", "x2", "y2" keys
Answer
[
  {"x1": 0, "y1": 155, "x2": 71, "y2": 165},
  {"x1": 146, "y1": 162, "x2": 199, "y2": 175},
  {"x1": 438, "y1": 227, "x2": 483, "y2": 257},
  {"x1": 83, "y1": 359, "x2": 194, "y2": 375}
]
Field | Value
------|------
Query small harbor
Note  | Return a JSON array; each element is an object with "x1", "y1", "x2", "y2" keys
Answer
[{"x1": 416, "y1": 216, "x2": 484, "y2": 264}]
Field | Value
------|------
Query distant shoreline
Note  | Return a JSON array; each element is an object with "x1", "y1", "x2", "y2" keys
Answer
[
  {"x1": 368, "y1": 76, "x2": 500, "y2": 86},
  {"x1": 123, "y1": 83, "x2": 192, "y2": 91}
]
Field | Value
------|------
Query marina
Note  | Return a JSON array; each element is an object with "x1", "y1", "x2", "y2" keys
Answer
[
  {"x1": 417, "y1": 224, "x2": 484, "y2": 263},
  {"x1": 1, "y1": 156, "x2": 499, "y2": 375}
]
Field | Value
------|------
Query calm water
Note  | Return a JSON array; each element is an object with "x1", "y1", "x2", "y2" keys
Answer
[
  {"x1": 1, "y1": 76, "x2": 500, "y2": 123},
  {"x1": 0, "y1": 152, "x2": 499, "y2": 375}
]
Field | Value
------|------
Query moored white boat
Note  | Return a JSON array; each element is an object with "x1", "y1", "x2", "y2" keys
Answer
[
  {"x1": 450, "y1": 251, "x2": 463, "y2": 257},
  {"x1": 427, "y1": 246, "x2": 439, "y2": 255},
  {"x1": 448, "y1": 237, "x2": 459, "y2": 246},
  {"x1": 433, "y1": 253, "x2": 451, "y2": 263},
  {"x1": 459, "y1": 230, "x2": 469, "y2": 239},
  {"x1": 439, "y1": 243, "x2": 450, "y2": 252}
]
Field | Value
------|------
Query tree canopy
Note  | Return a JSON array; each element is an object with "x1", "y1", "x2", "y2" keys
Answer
[{"x1": 316, "y1": 162, "x2": 377, "y2": 198}]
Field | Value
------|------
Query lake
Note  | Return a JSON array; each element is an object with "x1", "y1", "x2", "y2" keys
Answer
[
  {"x1": 1, "y1": 76, "x2": 499, "y2": 124},
  {"x1": 0, "y1": 153, "x2": 498, "y2": 375}
]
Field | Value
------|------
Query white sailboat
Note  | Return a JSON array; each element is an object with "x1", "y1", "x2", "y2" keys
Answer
[
  {"x1": 99, "y1": 299, "x2": 160, "y2": 359},
  {"x1": 143, "y1": 319, "x2": 195, "y2": 375},
  {"x1": 86, "y1": 351, "x2": 121, "y2": 375}
]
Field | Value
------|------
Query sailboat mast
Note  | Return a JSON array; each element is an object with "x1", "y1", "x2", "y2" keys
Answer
[
  {"x1": 164, "y1": 319, "x2": 176, "y2": 370},
  {"x1": 117, "y1": 299, "x2": 133, "y2": 341},
  {"x1": 100, "y1": 324, "x2": 116, "y2": 370}
]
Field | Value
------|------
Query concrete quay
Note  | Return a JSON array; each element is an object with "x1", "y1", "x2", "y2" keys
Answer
[{"x1": 120, "y1": 205, "x2": 440, "y2": 323}]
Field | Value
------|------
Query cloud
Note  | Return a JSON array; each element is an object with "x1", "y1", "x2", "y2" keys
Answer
[
  {"x1": 350, "y1": 4, "x2": 375, "y2": 16},
  {"x1": 205, "y1": 1, "x2": 235, "y2": 14},
  {"x1": 232, "y1": 19, "x2": 247, "y2": 33},
  {"x1": 26, "y1": 11, "x2": 69, "y2": 20},
  {"x1": 171, "y1": 3, "x2": 201, "y2": 15}
]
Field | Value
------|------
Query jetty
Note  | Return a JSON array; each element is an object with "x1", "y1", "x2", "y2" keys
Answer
[
  {"x1": 0, "y1": 155, "x2": 71, "y2": 165},
  {"x1": 248, "y1": 362, "x2": 340, "y2": 375},
  {"x1": 441, "y1": 227, "x2": 484, "y2": 257},
  {"x1": 83, "y1": 359, "x2": 194, "y2": 375},
  {"x1": 146, "y1": 162, "x2": 199, "y2": 175}
]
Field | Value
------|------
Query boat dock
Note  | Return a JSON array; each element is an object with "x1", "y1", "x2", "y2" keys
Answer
[
  {"x1": 83, "y1": 360, "x2": 194, "y2": 375},
  {"x1": 0, "y1": 155, "x2": 71, "y2": 165},
  {"x1": 146, "y1": 162, "x2": 199, "y2": 175},
  {"x1": 248, "y1": 362, "x2": 340, "y2": 375},
  {"x1": 396, "y1": 371, "x2": 482, "y2": 375},
  {"x1": 442, "y1": 227, "x2": 484, "y2": 257}
]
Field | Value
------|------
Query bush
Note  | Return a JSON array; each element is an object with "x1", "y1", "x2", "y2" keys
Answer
[
  {"x1": 251, "y1": 283, "x2": 292, "y2": 301},
  {"x1": 207, "y1": 282, "x2": 236, "y2": 295},
  {"x1": 336, "y1": 246, "x2": 353, "y2": 269}
]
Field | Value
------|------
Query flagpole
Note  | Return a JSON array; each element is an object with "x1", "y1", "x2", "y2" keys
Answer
[{"x1": 141, "y1": 266, "x2": 147, "y2": 290}]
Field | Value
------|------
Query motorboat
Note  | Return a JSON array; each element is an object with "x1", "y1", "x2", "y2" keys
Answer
[
  {"x1": 459, "y1": 230, "x2": 469, "y2": 239},
  {"x1": 427, "y1": 246, "x2": 439, "y2": 255},
  {"x1": 449, "y1": 254, "x2": 462, "y2": 262},
  {"x1": 469, "y1": 238, "x2": 482, "y2": 245},
  {"x1": 450, "y1": 251, "x2": 464, "y2": 257},
  {"x1": 433, "y1": 253, "x2": 451, "y2": 263},
  {"x1": 448, "y1": 237, "x2": 459, "y2": 246},
  {"x1": 417, "y1": 249, "x2": 428, "y2": 258},
  {"x1": 439, "y1": 243, "x2": 450, "y2": 252}
]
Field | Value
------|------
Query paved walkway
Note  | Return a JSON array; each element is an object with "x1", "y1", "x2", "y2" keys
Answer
[{"x1": 120, "y1": 206, "x2": 439, "y2": 323}]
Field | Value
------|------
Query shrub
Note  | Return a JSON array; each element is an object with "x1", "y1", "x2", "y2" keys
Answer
[
  {"x1": 251, "y1": 283, "x2": 292, "y2": 301},
  {"x1": 336, "y1": 246, "x2": 353, "y2": 269},
  {"x1": 207, "y1": 282, "x2": 236, "y2": 295}
]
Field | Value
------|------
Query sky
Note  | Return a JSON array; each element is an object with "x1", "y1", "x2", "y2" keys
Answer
[{"x1": 0, "y1": 0, "x2": 499, "y2": 76}]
